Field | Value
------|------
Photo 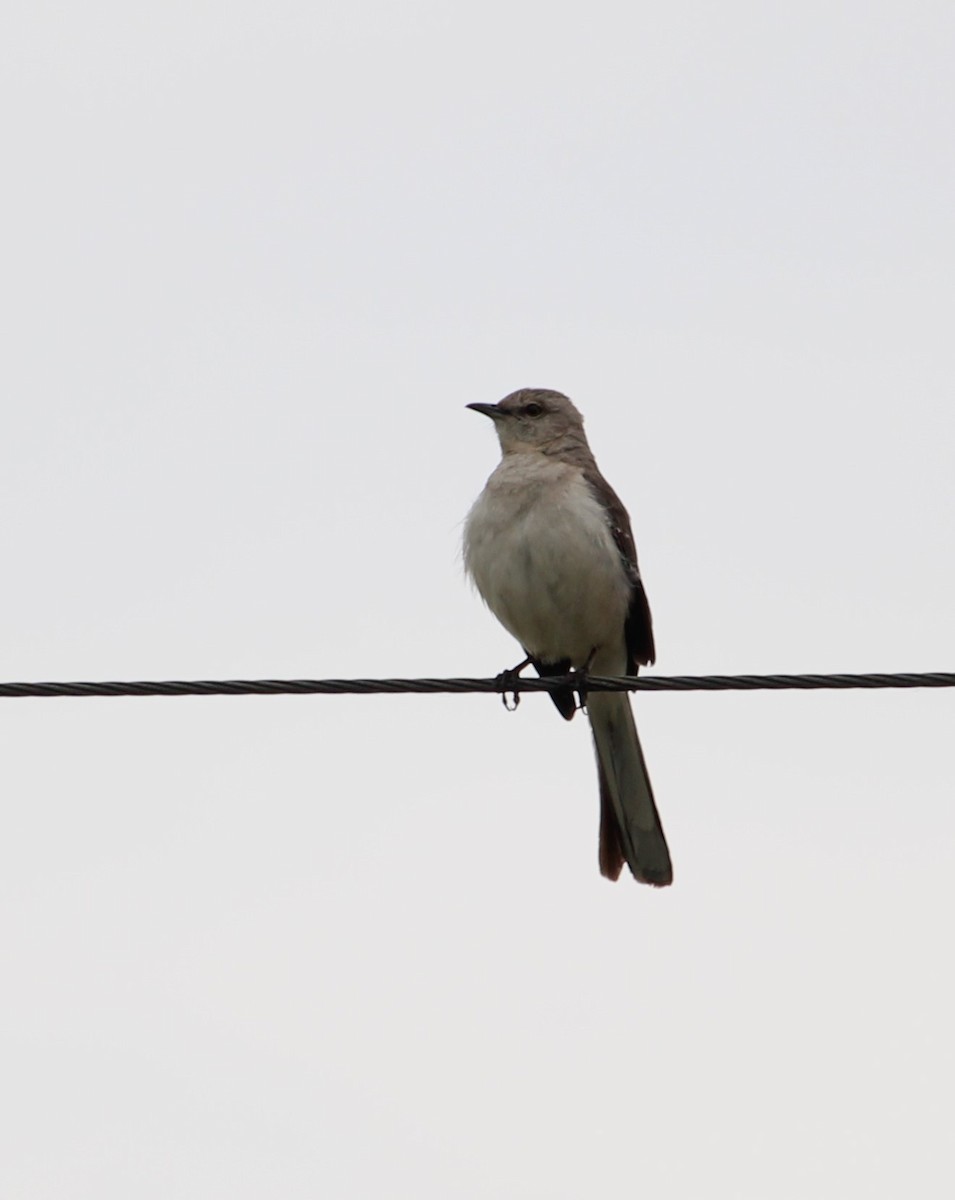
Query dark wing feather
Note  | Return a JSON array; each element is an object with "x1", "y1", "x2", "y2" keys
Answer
[
  {"x1": 582, "y1": 467, "x2": 655, "y2": 672},
  {"x1": 531, "y1": 656, "x2": 577, "y2": 721}
]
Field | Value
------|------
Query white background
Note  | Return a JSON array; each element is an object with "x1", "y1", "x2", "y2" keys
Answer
[{"x1": 2, "y1": 3, "x2": 953, "y2": 1196}]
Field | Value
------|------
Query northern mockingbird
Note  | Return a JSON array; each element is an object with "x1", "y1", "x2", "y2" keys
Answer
[{"x1": 463, "y1": 388, "x2": 672, "y2": 886}]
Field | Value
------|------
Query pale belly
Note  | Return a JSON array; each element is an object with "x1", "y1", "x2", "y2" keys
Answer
[{"x1": 464, "y1": 464, "x2": 631, "y2": 671}]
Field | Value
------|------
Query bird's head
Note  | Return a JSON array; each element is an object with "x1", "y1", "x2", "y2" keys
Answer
[{"x1": 467, "y1": 388, "x2": 587, "y2": 455}]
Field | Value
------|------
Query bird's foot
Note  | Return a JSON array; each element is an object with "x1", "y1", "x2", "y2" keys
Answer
[
  {"x1": 573, "y1": 648, "x2": 599, "y2": 713},
  {"x1": 494, "y1": 656, "x2": 532, "y2": 712}
]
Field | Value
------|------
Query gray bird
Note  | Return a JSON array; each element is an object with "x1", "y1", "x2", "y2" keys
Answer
[{"x1": 463, "y1": 388, "x2": 672, "y2": 885}]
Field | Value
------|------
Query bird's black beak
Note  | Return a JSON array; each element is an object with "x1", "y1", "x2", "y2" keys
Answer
[{"x1": 466, "y1": 402, "x2": 501, "y2": 420}]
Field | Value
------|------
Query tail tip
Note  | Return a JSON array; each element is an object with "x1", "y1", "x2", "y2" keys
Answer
[{"x1": 633, "y1": 863, "x2": 673, "y2": 887}]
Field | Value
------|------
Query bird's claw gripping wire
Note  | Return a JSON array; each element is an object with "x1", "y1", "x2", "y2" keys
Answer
[
  {"x1": 572, "y1": 647, "x2": 599, "y2": 713},
  {"x1": 495, "y1": 656, "x2": 532, "y2": 711}
]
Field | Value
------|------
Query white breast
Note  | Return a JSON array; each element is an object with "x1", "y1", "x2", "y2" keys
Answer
[{"x1": 463, "y1": 455, "x2": 631, "y2": 672}]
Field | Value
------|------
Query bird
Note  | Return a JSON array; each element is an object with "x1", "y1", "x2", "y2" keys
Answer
[{"x1": 462, "y1": 387, "x2": 672, "y2": 886}]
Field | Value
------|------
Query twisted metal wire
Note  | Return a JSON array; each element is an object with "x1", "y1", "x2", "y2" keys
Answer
[{"x1": 0, "y1": 671, "x2": 953, "y2": 700}]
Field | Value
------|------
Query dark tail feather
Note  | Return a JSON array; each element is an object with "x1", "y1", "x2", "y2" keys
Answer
[
  {"x1": 588, "y1": 691, "x2": 673, "y2": 886},
  {"x1": 598, "y1": 762, "x2": 626, "y2": 881}
]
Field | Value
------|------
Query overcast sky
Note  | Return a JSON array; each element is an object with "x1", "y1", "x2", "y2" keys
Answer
[{"x1": 2, "y1": 2, "x2": 954, "y2": 1196}]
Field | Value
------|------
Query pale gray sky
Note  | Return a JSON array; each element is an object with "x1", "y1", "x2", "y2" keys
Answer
[{"x1": 2, "y1": 2, "x2": 954, "y2": 1196}]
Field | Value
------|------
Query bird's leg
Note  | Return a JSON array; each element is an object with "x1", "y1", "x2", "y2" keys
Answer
[
  {"x1": 573, "y1": 647, "x2": 599, "y2": 712},
  {"x1": 495, "y1": 655, "x2": 532, "y2": 712}
]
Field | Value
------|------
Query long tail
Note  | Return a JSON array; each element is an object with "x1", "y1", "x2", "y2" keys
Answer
[{"x1": 587, "y1": 692, "x2": 673, "y2": 886}]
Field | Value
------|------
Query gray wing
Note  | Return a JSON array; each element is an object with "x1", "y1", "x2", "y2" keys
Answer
[{"x1": 582, "y1": 467, "x2": 655, "y2": 671}]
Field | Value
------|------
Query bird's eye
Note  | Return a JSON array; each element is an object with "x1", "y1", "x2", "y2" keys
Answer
[{"x1": 523, "y1": 402, "x2": 544, "y2": 418}]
